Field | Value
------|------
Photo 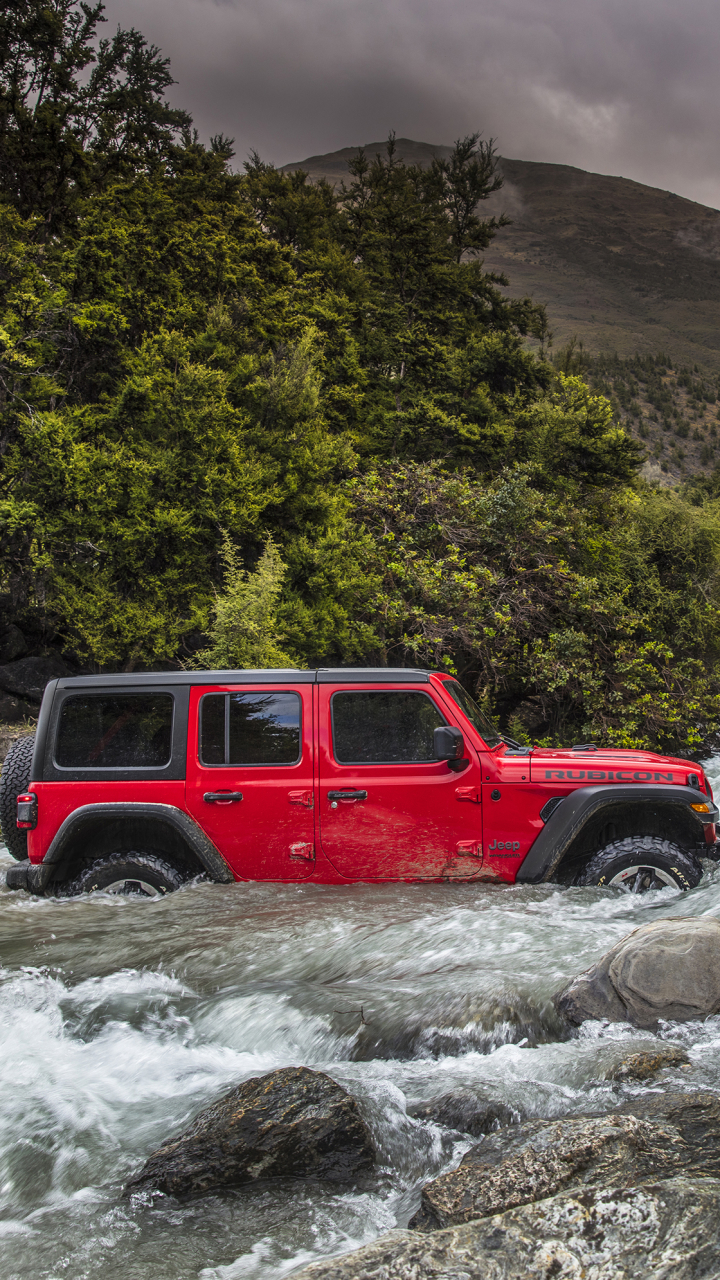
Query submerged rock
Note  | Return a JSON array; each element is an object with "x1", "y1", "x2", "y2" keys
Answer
[
  {"x1": 348, "y1": 989, "x2": 558, "y2": 1061},
  {"x1": 411, "y1": 1091, "x2": 519, "y2": 1137},
  {"x1": 607, "y1": 1045, "x2": 690, "y2": 1082},
  {"x1": 293, "y1": 1176, "x2": 720, "y2": 1279},
  {"x1": 554, "y1": 916, "x2": 720, "y2": 1029},
  {"x1": 409, "y1": 1090, "x2": 720, "y2": 1231},
  {"x1": 127, "y1": 1066, "x2": 374, "y2": 1198}
]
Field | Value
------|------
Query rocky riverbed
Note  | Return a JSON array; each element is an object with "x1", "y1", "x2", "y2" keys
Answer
[{"x1": 2, "y1": 756, "x2": 720, "y2": 1279}]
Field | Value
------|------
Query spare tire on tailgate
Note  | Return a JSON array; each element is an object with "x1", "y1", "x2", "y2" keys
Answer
[{"x1": 0, "y1": 735, "x2": 36, "y2": 860}]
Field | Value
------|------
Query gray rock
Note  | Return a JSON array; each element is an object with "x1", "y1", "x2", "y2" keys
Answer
[
  {"x1": 554, "y1": 916, "x2": 720, "y2": 1028},
  {"x1": 292, "y1": 1175, "x2": 720, "y2": 1279},
  {"x1": 607, "y1": 1045, "x2": 690, "y2": 1082},
  {"x1": 0, "y1": 654, "x2": 70, "y2": 703},
  {"x1": 409, "y1": 1089, "x2": 720, "y2": 1231},
  {"x1": 0, "y1": 625, "x2": 27, "y2": 663},
  {"x1": 0, "y1": 691, "x2": 38, "y2": 724},
  {"x1": 411, "y1": 1092, "x2": 519, "y2": 1137},
  {"x1": 127, "y1": 1066, "x2": 374, "y2": 1198}
]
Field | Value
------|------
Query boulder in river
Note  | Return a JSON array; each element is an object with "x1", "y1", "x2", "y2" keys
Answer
[
  {"x1": 292, "y1": 1175, "x2": 720, "y2": 1280},
  {"x1": 411, "y1": 1091, "x2": 519, "y2": 1137},
  {"x1": 409, "y1": 1089, "x2": 720, "y2": 1230},
  {"x1": 554, "y1": 916, "x2": 720, "y2": 1029},
  {"x1": 127, "y1": 1066, "x2": 374, "y2": 1198}
]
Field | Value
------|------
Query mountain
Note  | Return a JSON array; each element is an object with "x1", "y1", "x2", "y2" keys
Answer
[{"x1": 282, "y1": 141, "x2": 720, "y2": 373}]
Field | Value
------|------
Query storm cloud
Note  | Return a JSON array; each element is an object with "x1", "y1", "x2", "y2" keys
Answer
[{"x1": 104, "y1": 0, "x2": 720, "y2": 207}]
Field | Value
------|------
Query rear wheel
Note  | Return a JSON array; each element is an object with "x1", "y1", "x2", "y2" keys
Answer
[
  {"x1": 580, "y1": 836, "x2": 702, "y2": 893},
  {"x1": 0, "y1": 734, "x2": 36, "y2": 861},
  {"x1": 59, "y1": 852, "x2": 184, "y2": 898}
]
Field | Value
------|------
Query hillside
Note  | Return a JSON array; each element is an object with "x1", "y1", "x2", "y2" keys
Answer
[{"x1": 282, "y1": 141, "x2": 720, "y2": 375}]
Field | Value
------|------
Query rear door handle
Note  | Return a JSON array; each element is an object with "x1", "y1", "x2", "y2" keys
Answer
[
  {"x1": 327, "y1": 790, "x2": 368, "y2": 802},
  {"x1": 203, "y1": 792, "x2": 243, "y2": 803},
  {"x1": 288, "y1": 790, "x2": 314, "y2": 807}
]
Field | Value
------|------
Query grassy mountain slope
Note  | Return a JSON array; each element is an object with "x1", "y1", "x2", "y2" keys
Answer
[{"x1": 282, "y1": 141, "x2": 720, "y2": 373}]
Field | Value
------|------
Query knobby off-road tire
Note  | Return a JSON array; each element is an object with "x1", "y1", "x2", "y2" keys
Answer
[
  {"x1": 580, "y1": 836, "x2": 702, "y2": 893},
  {"x1": 60, "y1": 852, "x2": 184, "y2": 898},
  {"x1": 0, "y1": 734, "x2": 36, "y2": 861}
]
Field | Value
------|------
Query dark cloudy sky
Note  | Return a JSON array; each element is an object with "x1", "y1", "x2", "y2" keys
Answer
[{"x1": 104, "y1": 0, "x2": 720, "y2": 208}]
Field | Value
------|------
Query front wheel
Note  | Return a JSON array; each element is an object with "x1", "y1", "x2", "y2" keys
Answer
[
  {"x1": 579, "y1": 836, "x2": 702, "y2": 893},
  {"x1": 59, "y1": 852, "x2": 184, "y2": 898}
]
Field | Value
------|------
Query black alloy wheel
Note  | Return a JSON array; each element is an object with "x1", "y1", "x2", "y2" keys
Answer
[
  {"x1": 59, "y1": 852, "x2": 185, "y2": 898},
  {"x1": 580, "y1": 836, "x2": 702, "y2": 893}
]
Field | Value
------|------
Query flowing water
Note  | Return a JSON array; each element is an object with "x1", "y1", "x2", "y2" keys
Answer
[{"x1": 3, "y1": 759, "x2": 720, "y2": 1280}]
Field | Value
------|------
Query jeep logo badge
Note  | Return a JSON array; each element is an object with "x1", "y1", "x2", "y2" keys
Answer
[{"x1": 488, "y1": 839, "x2": 521, "y2": 853}]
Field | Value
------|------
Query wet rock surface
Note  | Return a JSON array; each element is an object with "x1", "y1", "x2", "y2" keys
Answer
[
  {"x1": 555, "y1": 916, "x2": 720, "y2": 1028},
  {"x1": 409, "y1": 1090, "x2": 720, "y2": 1231},
  {"x1": 348, "y1": 989, "x2": 558, "y2": 1061},
  {"x1": 293, "y1": 1175, "x2": 720, "y2": 1279},
  {"x1": 127, "y1": 1066, "x2": 375, "y2": 1198},
  {"x1": 410, "y1": 1092, "x2": 519, "y2": 1137},
  {"x1": 607, "y1": 1044, "x2": 690, "y2": 1081}
]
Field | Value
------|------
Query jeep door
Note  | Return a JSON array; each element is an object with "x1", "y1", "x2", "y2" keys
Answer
[
  {"x1": 185, "y1": 681, "x2": 315, "y2": 880},
  {"x1": 317, "y1": 681, "x2": 483, "y2": 880}
]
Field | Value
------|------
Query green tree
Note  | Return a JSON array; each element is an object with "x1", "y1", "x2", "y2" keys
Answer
[
  {"x1": 193, "y1": 534, "x2": 298, "y2": 670},
  {"x1": 0, "y1": 0, "x2": 191, "y2": 230},
  {"x1": 348, "y1": 462, "x2": 720, "y2": 754},
  {"x1": 334, "y1": 135, "x2": 550, "y2": 463}
]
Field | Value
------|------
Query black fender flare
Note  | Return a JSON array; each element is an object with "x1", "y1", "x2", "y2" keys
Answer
[
  {"x1": 515, "y1": 784, "x2": 719, "y2": 884},
  {"x1": 20, "y1": 803, "x2": 235, "y2": 894}
]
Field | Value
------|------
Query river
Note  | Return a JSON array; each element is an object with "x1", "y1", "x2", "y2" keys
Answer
[{"x1": 3, "y1": 757, "x2": 720, "y2": 1280}]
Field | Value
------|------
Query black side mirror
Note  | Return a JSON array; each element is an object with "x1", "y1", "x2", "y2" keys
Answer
[{"x1": 434, "y1": 725, "x2": 464, "y2": 761}]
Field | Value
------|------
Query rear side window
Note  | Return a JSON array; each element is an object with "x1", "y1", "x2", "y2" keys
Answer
[
  {"x1": 55, "y1": 694, "x2": 174, "y2": 768},
  {"x1": 332, "y1": 690, "x2": 445, "y2": 764},
  {"x1": 200, "y1": 692, "x2": 301, "y2": 766}
]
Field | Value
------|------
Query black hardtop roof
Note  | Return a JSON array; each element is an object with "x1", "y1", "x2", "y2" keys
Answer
[{"x1": 54, "y1": 667, "x2": 435, "y2": 690}]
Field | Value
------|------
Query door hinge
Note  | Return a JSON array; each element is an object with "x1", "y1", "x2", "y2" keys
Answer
[
  {"x1": 288, "y1": 789, "x2": 314, "y2": 808},
  {"x1": 455, "y1": 787, "x2": 480, "y2": 803},
  {"x1": 289, "y1": 842, "x2": 315, "y2": 861},
  {"x1": 455, "y1": 840, "x2": 482, "y2": 860}
]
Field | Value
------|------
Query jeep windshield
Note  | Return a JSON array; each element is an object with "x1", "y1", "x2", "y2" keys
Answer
[{"x1": 441, "y1": 680, "x2": 503, "y2": 750}]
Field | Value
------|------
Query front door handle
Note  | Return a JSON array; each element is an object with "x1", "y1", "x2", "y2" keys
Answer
[
  {"x1": 327, "y1": 790, "x2": 368, "y2": 802},
  {"x1": 203, "y1": 791, "x2": 243, "y2": 804},
  {"x1": 455, "y1": 787, "x2": 480, "y2": 803}
]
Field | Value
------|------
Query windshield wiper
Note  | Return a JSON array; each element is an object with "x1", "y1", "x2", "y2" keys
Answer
[{"x1": 499, "y1": 733, "x2": 524, "y2": 750}]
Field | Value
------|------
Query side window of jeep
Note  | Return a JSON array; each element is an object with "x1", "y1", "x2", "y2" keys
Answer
[
  {"x1": 55, "y1": 694, "x2": 174, "y2": 768},
  {"x1": 331, "y1": 690, "x2": 445, "y2": 764},
  {"x1": 200, "y1": 692, "x2": 301, "y2": 766}
]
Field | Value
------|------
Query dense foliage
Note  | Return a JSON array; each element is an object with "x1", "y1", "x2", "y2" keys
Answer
[{"x1": 2, "y1": 1, "x2": 720, "y2": 753}]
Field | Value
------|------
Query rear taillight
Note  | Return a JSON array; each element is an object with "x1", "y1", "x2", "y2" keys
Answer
[{"x1": 16, "y1": 793, "x2": 37, "y2": 830}]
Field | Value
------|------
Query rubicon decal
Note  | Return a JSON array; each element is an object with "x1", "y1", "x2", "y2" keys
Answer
[{"x1": 544, "y1": 770, "x2": 678, "y2": 782}]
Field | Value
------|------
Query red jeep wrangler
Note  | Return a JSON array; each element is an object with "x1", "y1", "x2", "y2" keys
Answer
[{"x1": 1, "y1": 667, "x2": 717, "y2": 897}]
